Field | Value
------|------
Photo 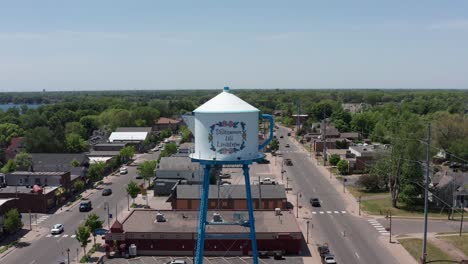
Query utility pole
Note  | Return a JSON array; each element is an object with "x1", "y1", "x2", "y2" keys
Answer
[
  {"x1": 29, "y1": 210, "x2": 32, "y2": 230},
  {"x1": 322, "y1": 110, "x2": 327, "y2": 166},
  {"x1": 258, "y1": 176, "x2": 262, "y2": 210},
  {"x1": 281, "y1": 162, "x2": 284, "y2": 181},
  {"x1": 286, "y1": 177, "x2": 290, "y2": 193},
  {"x1": 358, "y1": 196, "x2": 362, "y2": 216},
  {"x1": 460, "y1": 207, "x2": 465, "y2": 236},
  {"x1": 389, "y1": 210, "x2": 392, "y2": 243},
  {"x1": 306, "y1": 220, "x2": 310, "y2": 244},
  {"x1": 127, "y1": 194, "x2": 130, "y2": 211},
  {"x1": 296, "y1": 193, "x2": 300, "y2": 218},
  {"x1": 421, "y1": 123, "x2": 431, "y2": 264}
]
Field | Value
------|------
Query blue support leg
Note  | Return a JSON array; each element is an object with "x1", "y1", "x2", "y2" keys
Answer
[
  {"x1": 242, "y1": 164, "x2": 259, "y2": 264},
  {"x1": 195, "y1": 164, "x2": 211, "y2": 264}
]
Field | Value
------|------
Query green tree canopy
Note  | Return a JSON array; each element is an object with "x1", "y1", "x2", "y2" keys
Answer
[
  {"x1": 126, "y1": 180, "x2": 140, "y2": 203},
  {"x1": 65, "y1": 122, "x2": 87, "y2": 138},
  {"x1": 329, "y1": 154, "x2": 341, "y2": 166},
  {"x1": 75, "y1": 224, "x2": 91, "y2": 257},
  {"x1": 73, "y1": 179, "x2": 85, "y2": 192},
  {"x1": 84, "y1": 213, "x2": 104, "y2": 246},
  {"x1": 87, "y1": 162, "x2": 106, "y2": 182},
  {"x1": 15, "y1": 152, "x2": 32, "y2": 171},
  {"x1": 119, "y1": 146, "x2": 135, "y2": 163},
  {"x1": 0, "y1": 123, "x2": 24, "y2": 147},
  {"x1": 25, "y1": 126, "x2": 63, "y2": 152},
  {"x1": 1, "y1": 159, "x2": 16, "y2": 173},
  {"x1": 4, "y1": 209, "x2": 23, "y2": 234},
  {"x1": 137, "y1": 160, "x2": 157, "y2": 187},
  {"x1": 65, "y1": 133, "x2": 88, "y2": 153},
  {"x1": 337, "y1": 160, "x2": 349, "y2": 175}
]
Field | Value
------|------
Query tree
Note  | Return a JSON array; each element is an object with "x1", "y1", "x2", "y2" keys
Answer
[
  {"x1": 126, "y1": 180, "x2": 140, "y2": 204},
  {"x1": 84, "y1": 213, "x2": 104, "y2": 246},
  {"x1": 159, "y1": 129, "x2": 172, "y2": 139},
  {"x1": 75, "y1": 224, "x2": 91, "y2": 257},
  {"x1": 15, "y1": 152, "x2": 32, "y2": 171},
  {"x1": 87, "y1": 162, "x2": 106, "y2": 182},
  {"x1": 329, "y1": 154, "x2": 341, "y2": 166},
  {"x1": 337, "y1": 160, "x2": 349, "y2": 175},
  {"x1": 179, "y1": 126, "x2": 192, "y2": 143},
  {"x1": 73, "y1": 179, "x2": 85, "y2": 192},
  {"x1": 70, "y1": 158, "x2": 80, "y2": 167},
  {"x1": 1, "y1": 159, "x2": 16, "y2": 173},
  {"x1": 3, "y1": 209, "x2": 23, "y2": 234},
  {"x1": 65, "y1": 133, "x2": 88, "y2": 153},
  {"x1": 119, "y1": 146, "x2": 135, "y2": 163},
  {"x1": 25, "y1": 127, "x2": 63, "y2": 153},
  {"x1": 137, "y1": 160, "x2": 157, "y2": 187},
  {"x1": 65, "y1": 122, "x2": 87, "y2": 138},
  {"x1": 269, "y1": 138, "x2": 279, "y2": 152},
  {"x1": 0, "y1": 123, "x2": 24, "y2": 147},
  {"x1": 79, "y1": 115, "x2": 99, "y2": 137}
]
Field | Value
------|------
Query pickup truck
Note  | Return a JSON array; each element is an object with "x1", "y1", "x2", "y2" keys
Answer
[{"x1": 260, "y1": 178, "x2": 276, "y2": 185}]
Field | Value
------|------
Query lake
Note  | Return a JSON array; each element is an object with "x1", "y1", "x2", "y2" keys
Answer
[{"x1": 0, "y1": 104, "x2": 43, "y2": 111}]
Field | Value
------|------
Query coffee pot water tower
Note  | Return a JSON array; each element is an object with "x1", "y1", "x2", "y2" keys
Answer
[{"x1": 187, "y1": 87, "x2": 274, "y2": 264}]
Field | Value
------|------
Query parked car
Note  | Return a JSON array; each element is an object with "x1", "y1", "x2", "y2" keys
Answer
[
  {"x1": 219, "y1": 173, "x2": 231, "y2": 179},
  {"x1": 280, "y1": 135, "x2": 284, "y2": 138},
  {"x1": 318, "y1": 244, "x2": 330, "y2": 258},
  {"x1": 257, "y1": 158, "x2": 270, "y2": 164},
  {"x1": 260, "y1": 178, "x2": 276, "y2": 185},
  {"x1": 136, "y1": 174, "x2": 143, "y2": 179},
  {"x1": 51, "y1": 224, "x2": 64, "y2": 234},
  {"x1": 284, "y1": 159, "x2": 293, "y2": 166},
  {"x1": 79, "y1": 199, "x2": 92, "y2": 212},
  {"x1": 310, "y1": 198, "x2": 321, "y2": 207},
  {"x1": 287, "y1": 132, "x2": 291, "y2": 136},
  {"x1": 119, "y1": 167, "x2": 128, "y2": 174},
  {"x1": 166, "y1": 260, "x2": 186, "y2": 264},
  {"x1": 285, "y1": 144, "x2": 290, "y2": 148},
  {"x1": 323, "y1": 254, "x2": 337, "y2": 263},
  {"x1": 102, "y1": 188, "x2": 112, "y2": 196}
]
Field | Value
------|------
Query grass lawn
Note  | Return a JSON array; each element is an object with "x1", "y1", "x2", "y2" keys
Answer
[
  {"x1": 399, "y1": 238, "x2": 455, "y2": 264},
  {"x1": 347, "y1": 186, "x2": 390, "y2": 198},
  {"x1": 361, "y1": 197, "x2": 459, "y2": 218},
  {"x1": 438, "y1": 235, "x2": 468, "y2": 256}
]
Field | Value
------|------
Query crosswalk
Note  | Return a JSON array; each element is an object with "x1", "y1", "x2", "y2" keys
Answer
[
  {"x1": 311, "y1": 210, "x2": 347, "y2": 215},
  {"x1": 45, "y1": 234, "x2": 76, "y2": 239},
  {"x1": 367, "y1": 219, "x2": 390, "y2": 236},
  {"x1": 34, "y1": 215, "x2": 50, "y2": 225}
]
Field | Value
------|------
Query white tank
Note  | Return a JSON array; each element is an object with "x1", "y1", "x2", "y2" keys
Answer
[{"x1": 191, "y1": 87, "x2": 262, "y2": 162}]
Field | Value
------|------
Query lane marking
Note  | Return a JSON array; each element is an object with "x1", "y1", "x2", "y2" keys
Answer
[
  {"x1": 341, "y1": 211, "x2": 346, "y2": 214},
  {"x1": 46, "y1": 234, "x2": 52, "y2": 238},
  {"x1": 54, "y1": 235, "x2": 60, "y2": 238},
  {"x1": 319, "y1": 211, "x2": 324, "y2": 214},
  {"x1": 312, "y1": 212, "x2": 317, "y2": 214},
  {"x1": 355, "y1": 252, "x2": 360, "y2": 259},
  {"x1": 62, "y1": 234, "x2": 69, "y2": 237},
  {"x1": 71, "y1": 235, "x2": 76, "y2": 238},
  {"x1": 326, "y1": 211, "x2": 332, "y2": 214},
  {"x1": 334, "y1": 211, "x2": 339, "y2": 214}
]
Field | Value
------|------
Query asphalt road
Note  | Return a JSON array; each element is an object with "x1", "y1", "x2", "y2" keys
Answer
[
  {"x1": 2, "y1": 151, "x2": 159, "y2": 264},
  {"x1": 276, "y1": 127, "x2": 399, "y2": 264}
]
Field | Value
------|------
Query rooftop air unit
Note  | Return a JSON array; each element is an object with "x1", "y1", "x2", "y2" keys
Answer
[
  {"x1": 156, "y1": 212, "x2": 166, "y2": 222},
  {"x1": 212, "y1": 212, "x2": 223, "y2": 223}
]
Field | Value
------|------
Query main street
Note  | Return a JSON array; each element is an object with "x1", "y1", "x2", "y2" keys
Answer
[
  {"x1": 276, "y1": 127, "x2": 399, "y2": 264},
  {"x1": 1, "y1": 151, "x2": 159, "y2": 264}
]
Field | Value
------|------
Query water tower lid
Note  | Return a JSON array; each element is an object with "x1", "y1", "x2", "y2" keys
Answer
[{"x1": 194, "y1": 88, "x2": 259, "y2": 113}]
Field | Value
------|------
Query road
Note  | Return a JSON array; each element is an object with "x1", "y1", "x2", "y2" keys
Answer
[
  {"x1": 2, "y1": 151, "x2": 159, "y2": 264},
  {"x1": 276, "y1": 127, "x2": 399, "y2": 264}
]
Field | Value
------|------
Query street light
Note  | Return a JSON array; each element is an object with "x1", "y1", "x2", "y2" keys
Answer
[
  {"x1": 306, "y1": 220, "x2": 310, "y2": 244},
  {"x1": 66, "y1": 248, "x2": 70, "y2": 264}
]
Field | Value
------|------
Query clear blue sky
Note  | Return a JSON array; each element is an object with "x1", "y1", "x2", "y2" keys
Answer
[{"x1": 1, "y1": 0, "x2": 468, "y2": 91}]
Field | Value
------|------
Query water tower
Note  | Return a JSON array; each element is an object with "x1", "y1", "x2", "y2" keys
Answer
[{"x1": 186, "y1": 87, "x2": 273, "y2": 264}]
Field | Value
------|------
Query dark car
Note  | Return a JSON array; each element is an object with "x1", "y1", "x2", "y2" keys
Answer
[
  {"x1": 136, "y1": 174, "x2": 143, "y2": 179},
  {"x1": 287, "y1": 132, "x2": 291, "y2": 136},
  {"x1": 79, "y1": 200, "x2": 92, "y2": 212},
  {"x1": 280, "y1": 135, "x2": 284, "y2": 138},
  {"x1": 318, "y1": 244, "x2": 330, "y2": 258},
  {"x1": 285, "y1": 144, "x2": 290, "y2": 148},
  {"x1": 284, "y1": 158, "x2": 293, "y2": 166},
  {"x1": 310, "y1": 198, "x2": 321, "y2": 207},
  {"x1": 102, "y1": 188, "x2": 112, "y2": 196}
]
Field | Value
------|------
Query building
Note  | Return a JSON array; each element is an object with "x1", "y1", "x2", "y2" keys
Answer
[
  {"x1": 105, "y1": 209, "x2": 302, "y2": 256},
  {"x1": 313, "y1": 138, "x2": 349, "y2": 152},
  {"x1": 87, "y1": 143, "x2": 127, "y2": 164},
  {"x1": 5, "y1": 171, "x2": 71, "y2": 192},
  {"x1": 0, "y1": 185, "x2": 59, "y2": 213},
  {"x1": 115, "y1": 127, "x2": 153, "y2": 134},
  {"x1": 153, "y1": 117, "x2": 182, "y2": 132},
  {"x1": 31, "y1": 153, "x2": 87, "y2": 184},
  {"x1": 432, "y1": 170, "x2": 468, "y2": 208},
  {"x1": 172, "y1": 184, "x2": 287, "y2": 210},
  {"x1": 153, "y1": 156, "x2": 204, "y2": 196},
  {"x1": 348, "y1": 144, "x2": 384, "y2": 171}
]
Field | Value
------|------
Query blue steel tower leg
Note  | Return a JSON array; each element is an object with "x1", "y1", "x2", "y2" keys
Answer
[
  {"x1": 242, "y1": 164, "x2": 259, "y2": 264},
  {"x1": 195, "y1": 164, "x2": 211, "y2": 264}
]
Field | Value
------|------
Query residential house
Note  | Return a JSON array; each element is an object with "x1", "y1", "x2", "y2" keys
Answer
[
  {"x1": 348, "y1": 144, "x2": 384, "y2": 171},
  {"x1": 31, "y1": 153, "x2": 87, "y2": 184},
  {"x1": 153, "y1": 156, "x2": 203, "y2": 196},
  {"x1": 432, "y1": 170, "x2": 468, "y2": 208},
  {"x1": 172, "y1": 184, "x2": 287, "y2": 210},
  {"x1": 153, "y1": 117, "x2": 182, "y2": 132}
]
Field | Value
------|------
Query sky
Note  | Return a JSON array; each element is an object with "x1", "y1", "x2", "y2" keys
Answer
[{"x1": 1, "y1": 0, "x2": 468, "y2": 92}]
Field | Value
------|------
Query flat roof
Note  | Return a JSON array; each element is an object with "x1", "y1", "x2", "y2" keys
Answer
[
  {"x1": 176, "y1": 184, "x2": 287, "y2": 200},
  {"x1": 109, "y1": 132, "x2": 148, "y2": 142},
  {"x1": 0, "y1": 186, "x2": 58, "y2": 194},
  {"x1": 8, "y1": 171, "x2": 68, "y2": 176},
  {"x1": 0, "y1": 198, "x2": 16, "y2": 207},
  {"x1": 122, "y1": 209, "x2": 300, "y2": 234}
]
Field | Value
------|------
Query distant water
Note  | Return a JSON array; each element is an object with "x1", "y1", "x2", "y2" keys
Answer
[{"x1": 0, "y1": 104, "x2": 42, "y2": 111}]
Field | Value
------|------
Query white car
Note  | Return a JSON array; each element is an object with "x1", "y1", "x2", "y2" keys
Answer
[
  {"x1": 119, "y1": 167, "x2": 128, "y2": 174},
  {"x1": 323, "y1": 255, "x2": 337, "y2": 264},
  {"x1": 51, "y1": 224, "x2": 64, "y2": 234},
  {"x1": 166, "y1": 260, "x2": 186, "y2": 264}
]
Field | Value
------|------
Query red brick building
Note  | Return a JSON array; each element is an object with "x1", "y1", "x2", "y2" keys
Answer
[
  {"x1": 105, "y1": 209, "x2": 302, "y2": 256},
  {"x1": 171, "y1": 184, "x2": 287, "y2": 210}
]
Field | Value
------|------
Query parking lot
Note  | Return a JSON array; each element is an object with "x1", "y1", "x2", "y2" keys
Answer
[{"x1": 103, "y1": 256, "x2": 304, "y2": 264}]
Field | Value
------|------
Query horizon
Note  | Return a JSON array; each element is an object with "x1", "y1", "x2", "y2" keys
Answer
[{"x1": 1, "y1": 1, "x2": 468, "y2": 92}]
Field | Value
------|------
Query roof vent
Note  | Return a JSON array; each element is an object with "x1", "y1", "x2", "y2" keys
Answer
[
  {"x1": 213, "y1": 212, "x2": 223, "y2": 223},
  {"x1": 275, "y1": 208, "x2": 282, "y2": 216},
  {"x1": 156, "y1": 212, "x2": 166, "y2": 222}
]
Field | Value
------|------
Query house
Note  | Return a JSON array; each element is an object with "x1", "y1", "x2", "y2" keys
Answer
[
  {"x1": 105, "y1": 209, "x2": 302, "y2": 256},
  {"x1": 153, "y1": 156, "x2": 202, "y2": 196},
  {"x1": 348, "y1": 144, "x2": 384, "y2": 171},
  {"x1": 172, "y1": 184, "x2": 287, "y2": 210},
  {"x1": 31, "y1": 153, "x2": 87, "y2": 184},
  {"x1": 313, "y1": 138, "x2": 350, "y2": 152},
  {"x1": 5, "y1": 137, "x2": 26, "y2": 160},
  {"x1": 340, "y1": 132, "x2": 360, "y2": 141},
  {"x1": 87, "y1": 143, "x2": 127, "y2": 164},
  {"x1": 153, "y1": 117, "x2": 182, "y2": 132},
  {"x1": 108, "y1": 131, "x2": 149, "y2": 152},
  {"x1": 432, "y1": 170, "x2": 468, "y2": 208},
  {"x1": 115, "y1": 127, "x2": 153, "y2": 134}
]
